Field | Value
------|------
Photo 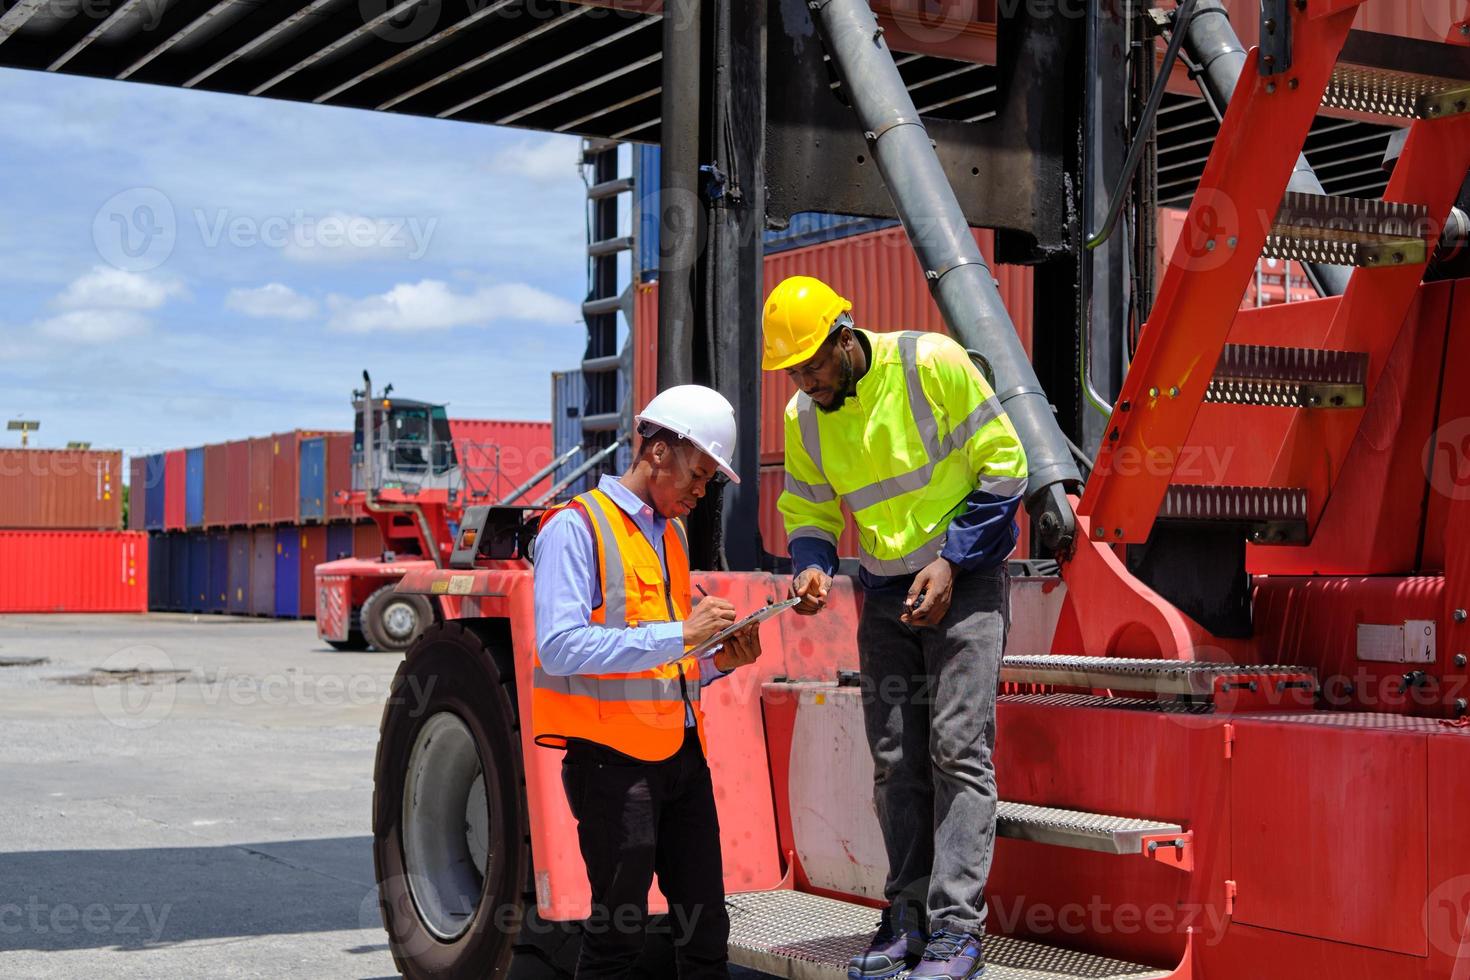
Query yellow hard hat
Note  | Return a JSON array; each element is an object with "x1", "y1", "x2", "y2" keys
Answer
[{"x1": 761, "y1": 275, "x2": 853, "y2": 371}]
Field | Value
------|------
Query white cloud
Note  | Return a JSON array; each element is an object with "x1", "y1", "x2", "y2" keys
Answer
[
  {"x1": 326, "y1": 279, "x2": 579, "y2": 333},
  {"x1": 36, "y1": 309, "x2": 150, "y2": 342},
  {"x1": 225, "y1": 282, "x2": 318, "y2": 320},
  {"x1": 55, "y1": 265, "x2": 183, "y2": 310},
  {"x1": 488, "y1": 136, "x2": 581, "y2": 184}
]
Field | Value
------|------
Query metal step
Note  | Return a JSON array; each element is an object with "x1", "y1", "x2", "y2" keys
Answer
[
  {"x1": 1324, "y1": 63, "x2": 1470, "y2": 120},
  {"x1": 1158, "y1": 484, "x2": 1308, "y2": 544},
  {"x1": 1206, "y1": 344, "x2": 1367, "y2": 409},
  {"x1": 727, "y1": 889, "x2": 1171, "y2": 980},
  {"x1": 587, "y1": 176, "x2": 634, "y2": 200},
  {"x1": 1000, "y1": 655, "x2": 1317, "y2": 698},
  {"x1": 1264, "y1": 192, "x2": 1429, "y2": 268},
  {"x1": 587, "y1": 234, "x2": 633, "y2": 258},
  {"x1": 996, "y1": 801, "x2": 1182, "y2": 856}
]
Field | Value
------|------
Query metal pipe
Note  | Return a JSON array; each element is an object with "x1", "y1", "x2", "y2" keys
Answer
[
  {"x1": 498, "y1": 444, "x2": 583, "y2": 505},
  {"x1": 1181, "y1": 0, "x2": 1353, "y2": 296},
  {"x1": 657, "y1": 0, "x2": 700, "y2": 389},
  {"x1": 535, "y1": 437, "x2": 627, "y2": 507},
  {"x1": 808, "y1": 0, "x2": 1082, "y2": 553}
]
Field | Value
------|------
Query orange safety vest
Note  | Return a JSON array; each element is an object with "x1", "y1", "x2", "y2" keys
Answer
[{"x1": 532, "y1": 487, "x2": 705, "y2": 762}]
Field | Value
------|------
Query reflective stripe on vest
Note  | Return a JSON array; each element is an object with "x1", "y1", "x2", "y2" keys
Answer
[
  {"x1": 788, "y1": 330, "x2": 1025, "y2": 577},
  {"x1": 531, "y1": 488, "x2": 702, "y2": 762}
]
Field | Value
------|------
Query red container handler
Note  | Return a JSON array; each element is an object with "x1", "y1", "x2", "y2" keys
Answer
[
  {"x1": 0, "y1": 530, "x2": 146, "y2": 613},
  {"x1": 203, "y1": 443, "x2": 228, "y2": 527},
  {"x1": 248, "y1": 437, "x2": 272, "y2": 525},
  {"x1": 128, "y1": 456, "x2": 146, "y2": 531},
  {"x1": 0, "y1": 449, "x2": 122, "y2": 530},
  {"x1": 225, "y1": 439, "x2": 250, "y2": 526},
  {"x1": 324, "y1": 432, "x2": 354, "y2": 521},
  {"x1": 299, "y1": 524, "x2": 326, "y2": 618},
  {"x1": 163, "y1": 449, "x2": 186, "y2": 530},
  {"x1": 353, "y1": 520, "x2": 383, "y2": 560}
]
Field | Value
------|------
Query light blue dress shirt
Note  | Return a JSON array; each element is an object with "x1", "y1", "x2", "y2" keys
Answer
[{"x1": 534, "y1": 476, "x2": 724, "y2": 725}]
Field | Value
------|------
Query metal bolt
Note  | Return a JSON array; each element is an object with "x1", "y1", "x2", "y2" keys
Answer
[
  {"x1": 1458, "y1": 698, "x2": 1469, "y2": 716},
  {"x1": 1288, "y1": 78, "x2": 1299, "y2": 90},
  {"x1": 1095, "y1": 527, "x2": 1106, "y2": 539},
  {"x1": 1456, "y1": 654, "x2": 1467, "y2": 668},
  {"x1": 1456, "y1": 609, "x2": 1468, "y2": 623},
  {"x1": 1461, "y1": 22, "x2": 1469, "y2": 36},
  {"x1": 1169, "y1": 386, "x2": 1180, "y2": 398},
  {"x1": 874, "y1": 26, "x2": 885, "y2": 40},
  {"x1": 1120, "y1": 400, "x2": 1132, "y2": 412},
  {"x1": 1227, "y1": 236, "x2": 1238, "y2": 248},
  {"x1": 1264, "y1": 18, "x2": 1277, "y2": 33},
  {"x1": 1149, "y1": 386, "x2": 1160, "y2": 398},
  {"x1": 1114, "y1": 528, "x2": 1124, "y2": 539},
  {"x1": 1205, "y1": 239, "x2": 1217, "y2": 251},
  {"x1": 863, "y1": 130, "x2": 876, "y2": 141},
  {"x1": 1266, "y1": 81, "x2": 1277, "y2": 94}
]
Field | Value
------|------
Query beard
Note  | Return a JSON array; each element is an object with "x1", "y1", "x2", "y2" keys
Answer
[{"x1": 815, "y1": 347, "x2": 857, "y2": 414}]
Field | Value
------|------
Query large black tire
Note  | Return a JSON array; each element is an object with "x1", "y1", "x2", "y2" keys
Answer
[
  {"x1": 372, "y1": 621, "x2": 579, "y2": 979},
  {"x1": 362, "y1": 585, "x2": 435, "y2": 652}
]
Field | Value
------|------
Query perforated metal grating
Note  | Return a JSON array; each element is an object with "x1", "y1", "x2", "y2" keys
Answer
[
  {"x1": 1000, "y1": 655, "x2": 1316, "y2": 697},
  {"x1": 1323, "y1": 64, "x2": 1470, "y2": 119},
  {"x1": 999, "y1": 692, "x2": 1217, "y2": 715},
  {"x1": 996, "y1": 802, "x2": 1181, "y2": 854},
  {"x1": 726, "y1": 890, "x2": 1170, "y2": 980}
]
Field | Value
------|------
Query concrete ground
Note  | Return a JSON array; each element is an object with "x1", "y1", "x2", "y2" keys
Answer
[{"x1": 0, "y1": 613, "x2": 408, "y2": 979}]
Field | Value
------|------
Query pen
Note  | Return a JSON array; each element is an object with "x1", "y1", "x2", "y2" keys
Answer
[{"x1": 696, "y1": 584, "x2": 710, "y2": 598}]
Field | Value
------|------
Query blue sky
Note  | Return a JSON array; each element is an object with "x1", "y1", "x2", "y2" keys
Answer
[{"x1": 0, "y1": 66, "x2": 598, "y2": 458}]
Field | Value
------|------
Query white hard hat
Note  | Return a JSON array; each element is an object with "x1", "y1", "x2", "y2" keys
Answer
[{"x1": 635, "y1": 385, "x2": 741, "y2": 484}]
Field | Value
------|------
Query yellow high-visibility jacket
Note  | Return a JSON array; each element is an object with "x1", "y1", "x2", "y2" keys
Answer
[{"x1": 778, "y1": 329, "x2": 1028, "y2": 579}]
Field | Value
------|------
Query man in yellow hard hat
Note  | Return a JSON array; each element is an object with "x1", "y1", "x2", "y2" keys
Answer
[{"x1": 763, "y1": 274, "x2": 1027, "y2": 980}]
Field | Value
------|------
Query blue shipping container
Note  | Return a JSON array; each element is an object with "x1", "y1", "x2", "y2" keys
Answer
[
  {"x1": 298, "y1": 437, "x2": 326, "y2": 523},
  {"x1": 274, "y1": 526, "x2": 300, "y2": 618},
  {"x1": 143, "y1": 454, "x2": 166, "y2": 530},
  {"x1": 228, "y1": 530, "x2": 251, "y2": 614},
  {"x1": 326, "y1": 523, "x2": 355, "y2": 562},
  {"x1": 167, "y1": 533, "x2": 190, "y2": 613},
  {"x1": 208, "y1": 533, "x2": 229, "y2": 613},
  {"x1": 185, "y1": 447, "x2": 206, "y2": 528},
  {"x1": 187, "y1": 533, "x2": 209, "y2": 613},
  {"x1": 148, "y1": 531, "x2": 169, "y2": 611}
]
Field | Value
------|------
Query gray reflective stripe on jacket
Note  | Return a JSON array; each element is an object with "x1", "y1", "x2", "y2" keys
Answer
[
  {"x1": 581, "y1": 493, "x2": 627, "y2": 626},
  {"x1": 858, "y1": 533, "x2": 947, "y2": 578},
  {"x1": 533, "y1": 666, "x2": 698, "y2": 704}
]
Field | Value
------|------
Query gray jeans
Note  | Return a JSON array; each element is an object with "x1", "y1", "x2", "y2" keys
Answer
[{"x1": 857, "y1": 564, "x2": 1009, "y2": 936}]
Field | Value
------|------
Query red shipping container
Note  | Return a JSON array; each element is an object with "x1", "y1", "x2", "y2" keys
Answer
[
  {"x1": 449, "y1": 419, "x2": 554, "y2": 503},
  {"x1": 353, "y1": 520, "x2": 383, "y2": 559},
  {"x1": 298, "y1": 524, "x2": 326, "y2": 618},
  {"x1": 163, "y1": 449, "x2": 186, "y2": 530},
  {"x1": 632, "y1": 225, "x2": 1033, "y2": 465},
  {"x1": 226, "y1": 440, "x2": 250, "y2": 527},
  {"x1": 0, "y1": 449, "x2": 122, "y2": 530},
  {"x1": 203, "y1": 443, "x2": 228, "y2": 527},
  {"x1": 128, "y1": 456, "x2": 146, "y2": 531},
  {"x1": 248, "y1": 437, "x2": 273, "y2": 525},
  {"x1": 0, "y1": 530, "x2": 146, "y2": 612},
  {"x1": 270, "y1": 431, "x2": 330, "y2": 525},
  {"x1": 324, "y1": 431, "x2": 354, "y2": 521}
]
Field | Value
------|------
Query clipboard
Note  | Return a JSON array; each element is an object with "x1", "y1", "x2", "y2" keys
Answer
[{"x1": 685, "y1": 596, "x2": 802, "y2": 659}]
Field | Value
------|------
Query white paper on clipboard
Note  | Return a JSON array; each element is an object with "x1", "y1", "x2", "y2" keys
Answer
[{"x1": 684, "y1": 596, "x2": 802, "y2": 659}]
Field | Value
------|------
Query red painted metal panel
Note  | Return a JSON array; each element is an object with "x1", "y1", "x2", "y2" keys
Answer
[
  {"x1": 352, "y1": 520, "x2": 383, "y2": 559},
  {"x1": 1221, "y1": 0, "x2": 1458, "y2": 47},
  {"x1": 1158, "y1": 208, "x2": 1316, "y2": 307},
  {"x1": 128, "y1": 456, "x2": 146, "y2": 531},
  {"x1": 248, "y1": 436, "x2": 272, "y2": 526},
  {"x1": 163, "y1": 449, "x2": 185, "y2": 530},
  {"x1": 203, "y1": 442, "x2": 228, "y2": 528},
  {"x1": 1232, "y1": 719, "x2": 1430, "y2": 956},
  {"x1": 271, "y1": 431, "x2": 301, "y2": 525},
  {"x1": 0, "y1": 530, "x2": 146, "y2": 612},
  {"x1": 225, "y1": 439, "x2": 250, "y2": 527},
  {"x1": 1428, "y1": 734, "x2": 1470, "y2": 979},
  {"x1": 449, "y1": 419, "x2": 554, "y2": 503},
  {"x1": 0, "y1": 449, "x2": 122, "y2": 530},
  {"x1": 1422, "y1": 280, "x2": 1470, "y2": 573},
  {"x1": 299, "y1": 524, "x2": 326, "y2": 619},
  {"x1": 324, "y1": 431, "x2": 354, "y2": 522}
]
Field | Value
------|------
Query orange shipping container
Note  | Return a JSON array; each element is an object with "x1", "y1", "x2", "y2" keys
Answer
[
  {"x1": 0, "y1": 530, "x2": 146, "y2": 612},
  {"x1": 0, "y1": 449, "x2": 122, "y2": 530}
]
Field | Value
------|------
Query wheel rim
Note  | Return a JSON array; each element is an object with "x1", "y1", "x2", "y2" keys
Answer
[
  {"x1": 402, "y1": 711, "x2": 489, "y2": 941},
  {"x1": 382, "y1": 599, "x2": 420, "y2": 643}
]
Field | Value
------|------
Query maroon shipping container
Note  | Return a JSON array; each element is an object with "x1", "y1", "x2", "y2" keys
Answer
[
  {"x1": 449, "y1": 419, "x2": 554, "y2": 503},
  {"x1": 249, "y1": 527, "x2": 275, "y2": 616},
  {"x1": 324, "y1": 431, "x2": 354, "y2": 521},
  {"x1": 163, "y1": 449, "x2": 186, "y2": 530},
  {"x1": 299, "y1": 524, "x2": 326, "y2": 618},
  {"x1": 225, "y1": 440, "x2": 250, "y2": 527},
  {"x1": 203, "y1": 443, "x2": 228, "y2": 527},
  {"x1": 353, "y1": 520, "x2": 383, "y2": 560},
  {"x1": 128, "y1": 456, "x2": 146, "y2": 530},
  {"x1": 248, "y1": 437, "x2": 272, "y2": 525},
  {"x1": 0, "y1": 530, "x2": 146, "y2": 612},
  {"x1": 271, "y1": 431, "x2": 299, "y2": 525},
  {"x1": 0, "y1": 449, "x2": 122, "y2": 530}
]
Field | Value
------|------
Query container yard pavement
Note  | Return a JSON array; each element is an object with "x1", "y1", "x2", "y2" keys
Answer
[{"x1": 0, "y1": 613, "x2": 402, "y2": 979}]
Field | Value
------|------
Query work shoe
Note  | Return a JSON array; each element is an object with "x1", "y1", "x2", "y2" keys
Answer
[
  {"x1": 907, "y1": 930, "x2": 985, "y2": 980},
  {"x1": 847, "y1": 909, "x2": 926, "y2": 980}
]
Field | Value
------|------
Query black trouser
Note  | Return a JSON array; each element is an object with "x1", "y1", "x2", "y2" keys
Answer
[{"x1": 561, "y1": 727, "x2": 730, "y2": 980}]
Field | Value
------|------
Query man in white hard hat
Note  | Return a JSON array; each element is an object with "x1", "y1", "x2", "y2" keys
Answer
[{"x1": 532, "y1": 384, "x2": 762, "y2": 979}]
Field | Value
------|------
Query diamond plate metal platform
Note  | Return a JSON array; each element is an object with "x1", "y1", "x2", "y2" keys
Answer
[
  {"x1": 1264, "y1": 191, "x2": 1428, "y2": 268},
  {"x1": 996, "y1": 802, "x2": 1182, "y2": 855},
  {"x1": 1206, "y1": 344, "x2": 1367, "y2": 409},
  {"x1": 1000, "y1": 655, "x2": 1317, "y2": 698},
  {"x1": 727, "y1": 890, "x2": 1170, "y2": 980},
  {"x1": 1324, "y1": 64, "x2": 1470, "y2": 120}
]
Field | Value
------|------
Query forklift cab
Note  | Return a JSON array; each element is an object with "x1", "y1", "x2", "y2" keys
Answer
[{"x1": 353, "y1": 397, "x2": 459, "y2": 492}]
